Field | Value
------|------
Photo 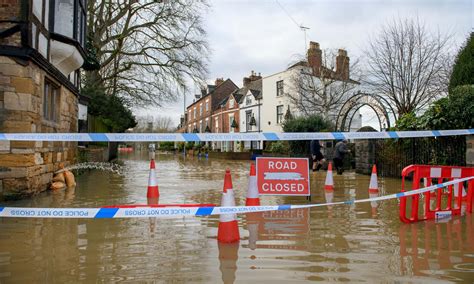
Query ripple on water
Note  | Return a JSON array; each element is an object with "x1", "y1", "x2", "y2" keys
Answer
[{"x1": 1, "y1": 152, "x2": 473, "y2": 282}]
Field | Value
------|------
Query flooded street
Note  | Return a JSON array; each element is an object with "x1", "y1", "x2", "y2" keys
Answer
[{"x1": 1, "y1": 151, "x2": 473, "y2": 283}]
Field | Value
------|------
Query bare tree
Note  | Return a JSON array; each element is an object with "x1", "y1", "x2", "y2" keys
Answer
[
  {"x1": 87, "y1": 0, "x2": 209, "y2": 106},
  {"x1": 134, "y1": 115, "x2": 174, "y2": 133},
  {"x1": 365, "y1": 17, "x2": 452, "y2": 116},
  {"x1": 286, "y1": 49, "x2": 361, "y2": 120}
]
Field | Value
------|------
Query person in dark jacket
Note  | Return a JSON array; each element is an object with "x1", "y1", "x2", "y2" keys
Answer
[
  {"x1": 310, "y1": 140, "x2": 325, "y2": 171},
  {"x1": 334, "y1": 140, "x2": 350, "y2": 175}
]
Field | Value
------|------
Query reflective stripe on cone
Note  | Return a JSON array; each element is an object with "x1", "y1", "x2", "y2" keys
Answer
[
  {"x1": 218, "y1": 169, "x2": 240, "y2": 243},
  {"x1": 147, "y1": 159, "x2": 159, "y2": 198},
  {"x1": 324, "y1": 162, "x2": 334, "y2": 191}
]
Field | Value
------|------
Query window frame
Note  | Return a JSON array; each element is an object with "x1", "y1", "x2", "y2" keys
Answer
[
  {"x1": 43, "y1": 79, "x2": 60, "y2": 122},
  {"x1": 276, "y1": 105, "x2": 284, "y2": 124},
  {"x1": 246, "y1": 111, "x2": 252, "y2": 131},
  {"x1": 276, "y1": 80, "x2": 284, "y2": 97},
  {"x1": 50, "y1": 0, "x2": 87, "y2": 48}
]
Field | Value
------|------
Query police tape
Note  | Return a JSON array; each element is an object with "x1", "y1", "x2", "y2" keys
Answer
[
  {"x1": 0, "y1": 129, "x2": 473, "y2": 142},
  {"x1": 0, "y1": 177, "x2": 472, "y2": 219}
]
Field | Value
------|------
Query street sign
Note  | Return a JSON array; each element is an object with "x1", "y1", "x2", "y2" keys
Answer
[{"x1": 256, "y1": 157, "x2": 310, "y2": 196}]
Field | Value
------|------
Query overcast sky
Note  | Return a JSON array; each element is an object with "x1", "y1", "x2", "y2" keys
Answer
[{"x1": 138, "y1": 0, "x2": 473, "y2": 128}]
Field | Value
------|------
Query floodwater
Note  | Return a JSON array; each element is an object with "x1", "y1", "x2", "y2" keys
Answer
[{"x1": 0, "y1": 151, "x2": 473, "y2": 283}]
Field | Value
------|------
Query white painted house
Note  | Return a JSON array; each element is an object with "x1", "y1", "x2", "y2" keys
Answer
[
  {"x1": 261, "y1": 41, "x2": 362, "y2": 133},
  {"x1": 237, "y1": 76, "x2": 263, "y2": 150}
]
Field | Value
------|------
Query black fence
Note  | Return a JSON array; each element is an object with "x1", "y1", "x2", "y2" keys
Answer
[{"x1": 374, "y1": 136, "x2": 466, "y2": 177}]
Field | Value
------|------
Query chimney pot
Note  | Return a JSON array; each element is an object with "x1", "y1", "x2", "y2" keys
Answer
[
  {"x1": 309, "y1": 41, "x2": 320, "y2": 50},
  {"x1": 215, "y1": 78, "x2": 224, "y2": 86},
  {"x1": 307, "y1": 41, "x2": 322, "y2": 76},
  {"x1": 336, "y1": 50, "x2": 350, "y2": 81},
  {"x1": 338, "y1": 49, "x2": 347, "y2": 57}
]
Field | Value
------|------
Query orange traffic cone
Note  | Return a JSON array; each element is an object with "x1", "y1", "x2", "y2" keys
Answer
[
  {"x1": 147, "y1": 159, "x2": 159, "y2": 198},
  {"x1": 368, "y1": 165, "x2": 379, "y2": 194},
  {"x1": 217, "y1": 169, "x2": 240, "y2": 243},
  {"x1": 245, "y1": 163, "x2": 260, "y2": 206},
  {"x1": 324, "y1": 162, "x2": 334, "y2": 191}
]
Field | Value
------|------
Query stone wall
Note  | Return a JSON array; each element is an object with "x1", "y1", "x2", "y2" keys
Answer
[
  {"x1": 467, "y1": 135, "x2": 474, "y2": 166},
  {"x1": 0, "y1": 56, "x2": 78, "y2": 200},
  {"x1": 355, "y1": 139, "x2": 376, "y2": 175}
]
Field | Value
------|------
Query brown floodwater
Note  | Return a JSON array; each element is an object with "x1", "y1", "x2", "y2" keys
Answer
[{"x1": 0, "y1": 151, "x2": 473, "y2": 283}]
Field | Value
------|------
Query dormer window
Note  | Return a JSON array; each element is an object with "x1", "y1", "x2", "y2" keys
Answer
[{"x1": 246, "y1": 96, "x2": 252, "y2": 105}]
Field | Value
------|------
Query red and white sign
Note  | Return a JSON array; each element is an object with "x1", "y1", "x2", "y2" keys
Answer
[{"x1": 256, "y1": 157, "x2": 310, "y2": 196}]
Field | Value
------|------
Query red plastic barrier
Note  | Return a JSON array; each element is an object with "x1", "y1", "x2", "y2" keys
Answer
[{"x1": 400, "y1": 165, "x2": 474, "y2": 223}]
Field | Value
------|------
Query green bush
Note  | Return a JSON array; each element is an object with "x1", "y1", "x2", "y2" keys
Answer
[
  {"x1": 394, "y1": 112, "x2": 419, "y2": 130},
  {"x1": 419, "y1": 85, "x2": 474, "y2": 129},
  {"x1": 266, "y1": 141, "x2": 290, "y2": 154},
  {"x1": 159, "y1": 141, "x2": 175, "y2": 151},
  {"x1": 282, "y1": 115, "x2": 332, "y2": 155},
  {"x1": 176, "y1": 142, "x2": 185, "y2": 151},
  {"x1": 394, "y1": 85, "x2": 474, "y2": 130},
  {"x1": 449, "y1": 33, "x2": 473, "y2": 92},
  {"x1": 83, "y1": 84, "x2": 137, "y2": 133}
]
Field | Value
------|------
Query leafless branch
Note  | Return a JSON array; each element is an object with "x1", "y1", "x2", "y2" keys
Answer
[
  {"x1": 86, "y1": 0, "x2": 209, "y2": 107},
  {"x1": 285, "y1": 49, "x2": 361, "y2": 121},
  {"x1": 365, "y1": 17, "x2": 453, "y2": 115}
]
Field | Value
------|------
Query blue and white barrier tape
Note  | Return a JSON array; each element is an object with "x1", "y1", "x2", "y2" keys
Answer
[
  {"x1": 0, "y1": 177, "x2": 472, "y2": 219},
  {"x1": 0, "y1": 129, "x2": 473, "y2": 142}
]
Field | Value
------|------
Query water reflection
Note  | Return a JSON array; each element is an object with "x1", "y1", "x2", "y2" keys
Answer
[
  {"x1": 244, "y1": 208, "x2": 310, "y2": 251},
  {"x1": 218, "y1": 242, "x2": 239, "y2": 284},
  {"x1": 399, "y1": 213, "x2": 474, "y2": 281},
  {"x1": 0, "y1": 152, "x2": 472, "y2": 282}
]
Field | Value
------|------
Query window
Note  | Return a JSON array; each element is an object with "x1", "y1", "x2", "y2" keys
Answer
[
  {"x1": 229, "y1": 98, "x2": 234, "y2": 108},
  {"x1": 53, "y1": 0, "x2": 87, "y2": 47},
  {"x1": 199, "y1": 121, "x2": 203, "y2": 133},
  {"x1": 276, "y1": 105, "x2": 284, "y2": 124},
  {"x1": 54, "y1": 0, "x2": 74, "y2": 38},
  {"x1": 246, "y1": 111, "x2": 252, "y2": 131},
  {"x1": 206, "y1": 100, "x2": 209, "y2": 112},
  {"x1": 193, "y1": 107, "x2": 196, "y2": 119},
  {"x1": 43, "y1": 80, "x2": 60, "y2": 121},
  {"x1": 215, "y1": 117, "x2": 219, "y2": 131},
  {"x1": 276, "y1": 80, "x2": 284, "y2": 96},
  {"x1": 200, "y1": 103, "x2": 203, "y2": 116},
  {"x1": 229, "y1": 115, "x2": 234, "y2": 133},
  {"x1": 246, "y1": 96, "x2": 252, "y2": 105}
]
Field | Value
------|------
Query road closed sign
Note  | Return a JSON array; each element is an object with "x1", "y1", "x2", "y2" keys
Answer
[{"x1": 256, "y1": 157, "x2": 310, "y2": 196}]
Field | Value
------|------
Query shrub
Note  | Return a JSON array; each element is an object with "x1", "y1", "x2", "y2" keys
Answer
[
  {"x1": 159, "y1": 141, "x2": 175, "y2": 151},
  {"x1": 449, "y1": 33, "x2": 473, "y2": 92},
  {"x1": 282, "y1": 115, "x2": 332, "y2": 156}
]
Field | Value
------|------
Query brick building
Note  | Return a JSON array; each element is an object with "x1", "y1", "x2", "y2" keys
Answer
[
  {"x1": 211, "y1": 90, "x2": 243, "y2": 152},
  {"x1": 186, "y1": 78, "x2": 238, "y2": 134},
  {"x1": 0, "y1": 0, "x2": 87, "y2": 199}
]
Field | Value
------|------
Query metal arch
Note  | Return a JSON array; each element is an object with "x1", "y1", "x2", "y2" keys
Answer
[
  {"x1": 347, "y1": 103, "x2": 384, "y2": 131},
  {"x1": 336, "y1": 92, "x2": 398, "y2": 131}
]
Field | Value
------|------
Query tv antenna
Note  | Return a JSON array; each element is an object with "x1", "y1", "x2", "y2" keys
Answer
[
  {"x1": 300, "y1": 25, "x2": 310, "y2": 52},
  {"x1": 275, "y1": 0, "x2": 310, "y2": 52}
]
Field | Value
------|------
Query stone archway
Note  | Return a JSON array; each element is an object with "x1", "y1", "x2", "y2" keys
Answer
[{"x1": 336, "y1": 92, "x2": 397, "y2": 131}]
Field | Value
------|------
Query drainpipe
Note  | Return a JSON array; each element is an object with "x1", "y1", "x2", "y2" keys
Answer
[{"x1": 258, "y1": 99, "x2": 261, "y2": 149}]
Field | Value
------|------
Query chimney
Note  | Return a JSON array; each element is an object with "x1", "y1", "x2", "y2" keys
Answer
[
  {"x1": 307, "y1": 41, "x2": 322, "y2": 77},
  {"x1": 215, "y1": 78, "x2": 224, "y2": 86},
  {"x1": 243, "y1": 70, "x2": 262, "y2": 87},
  {"x1": 336, "y1": 49, "x2": 350, "y2": 81}
]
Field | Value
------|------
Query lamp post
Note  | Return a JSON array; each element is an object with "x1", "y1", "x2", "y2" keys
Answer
[{"x1": 249, "y1": 114, "x2": 256, "y2": 151}]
